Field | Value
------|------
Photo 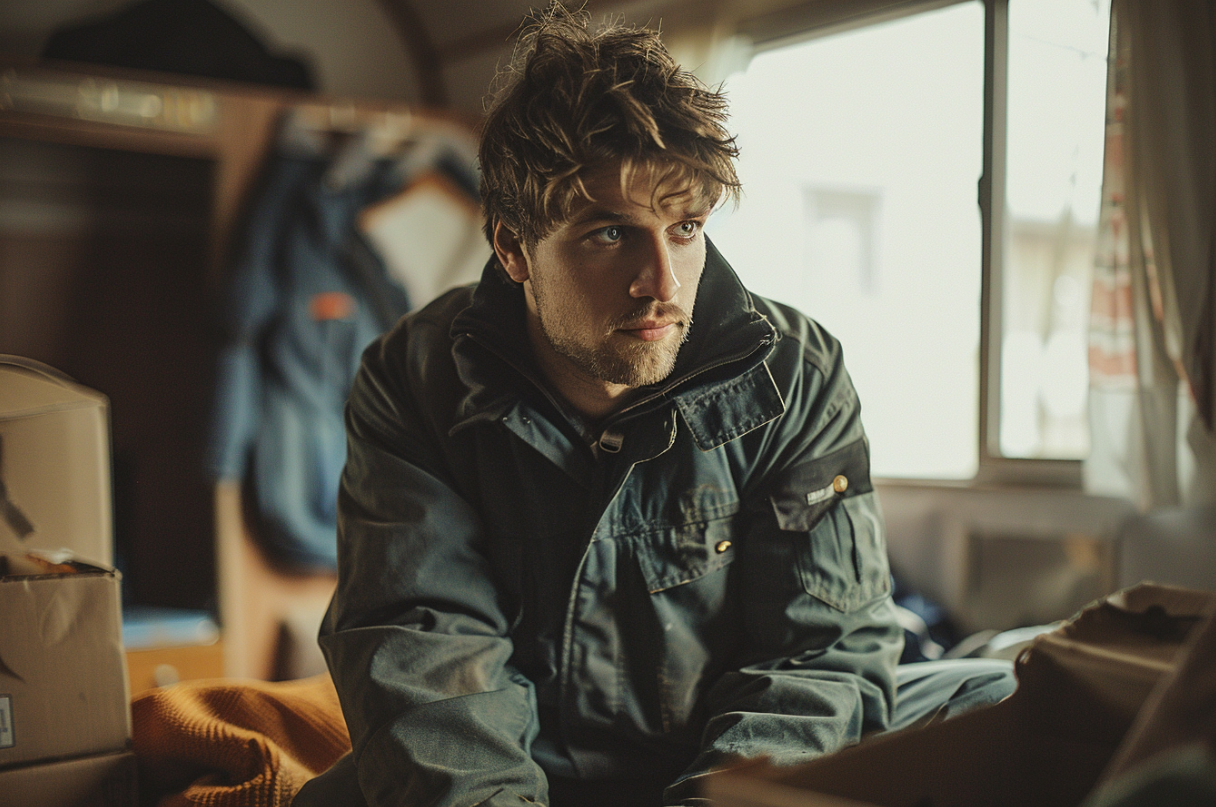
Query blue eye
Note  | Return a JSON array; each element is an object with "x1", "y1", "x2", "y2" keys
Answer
[{"x1": 594, "y1": 226, "x2": 623, "y2": 244}]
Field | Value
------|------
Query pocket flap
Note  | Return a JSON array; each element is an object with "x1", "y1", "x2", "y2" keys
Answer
[
  {"x1": 634, "y1": 514, "x2": 739, "y2": 593},
  {"x1": 767, "y1": 437, "x2": 873, "y2": 533}
]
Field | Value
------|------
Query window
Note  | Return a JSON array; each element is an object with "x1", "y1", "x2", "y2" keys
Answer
[
  {"x1": 999, "y1": 0, "x2": 1110, "y2": 462},
  {"x1": 803, "y1": 187, "x2": 882, "y2": 295},
  {"x1": 708, "y1": 0, "x2": 1111, "y2": 483}
]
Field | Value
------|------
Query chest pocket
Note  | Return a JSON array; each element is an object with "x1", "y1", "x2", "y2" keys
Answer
[
  {"x1": 767, "y1": 438, "x2": 891, "y2": 612},
  {"x1": 633, "y1": 511, "x2": 739, "y2": 593}
]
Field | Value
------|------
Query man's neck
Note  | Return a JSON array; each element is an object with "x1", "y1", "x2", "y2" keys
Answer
[{"x1": 524, "y1": 311, "x2": 637, "y2": 423}]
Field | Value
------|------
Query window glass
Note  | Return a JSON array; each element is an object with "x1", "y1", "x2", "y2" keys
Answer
[
  {"x1": 1000, "y1": 0, "x2": 1111, "y2": 459},
  {"x1": 709, "y1": 2, "x2": 985, "y2": 479}
]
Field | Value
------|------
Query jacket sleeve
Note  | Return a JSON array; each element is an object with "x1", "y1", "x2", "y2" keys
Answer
[
  {"x1": 318, "y1": 336, "x2": 548, "y2": 807},
  {"x1": 665, "y1": 323, "x2": 904, "y2": 806}
]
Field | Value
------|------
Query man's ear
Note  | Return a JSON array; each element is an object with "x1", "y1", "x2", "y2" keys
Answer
[{"x1": 492, "y1": 222, "x2": 530, "y2": 283}]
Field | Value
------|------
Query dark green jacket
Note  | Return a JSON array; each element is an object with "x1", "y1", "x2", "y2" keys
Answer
[{"x1": 320, "y1": 241, "x2": 902, "y2": 806}]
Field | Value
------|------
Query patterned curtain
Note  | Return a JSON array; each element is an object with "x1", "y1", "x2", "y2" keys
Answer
[{"x1": 1085, "y1": 0, "x2": 1216, "y2": 509}]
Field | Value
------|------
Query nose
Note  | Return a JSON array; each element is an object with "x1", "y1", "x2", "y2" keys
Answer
[{"x1": 629, "y1": 234, "x2": 680, "y2": 302}]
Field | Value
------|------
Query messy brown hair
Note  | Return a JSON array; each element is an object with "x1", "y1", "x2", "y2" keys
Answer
[{"x1": 478, "y1": 3, "x2": 741, "y2": 248}]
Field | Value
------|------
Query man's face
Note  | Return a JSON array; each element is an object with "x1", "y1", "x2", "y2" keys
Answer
[{"x1": 494, "y1": 163, "x2": 711, "y2": 414}]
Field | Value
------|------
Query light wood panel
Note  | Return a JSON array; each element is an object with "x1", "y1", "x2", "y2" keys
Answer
[{"x1": 127, "y1": 641, "x2": 226, "y2": 696}]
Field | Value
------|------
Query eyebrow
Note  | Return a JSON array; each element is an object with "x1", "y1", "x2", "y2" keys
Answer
[
  {"x1": 567, "y1": 207, "x2": 637, "y2": 227},
  {"x1": 567, "y1": 204, "x2": 712, "y2": 228}
]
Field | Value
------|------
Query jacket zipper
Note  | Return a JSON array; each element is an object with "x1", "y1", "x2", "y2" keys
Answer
[
  {"x1": 460, "y1": 319, "x2": 776, "y2": 446},
  {"x1": 555, "y1": 413, "x2": 678, "y2": 770}
]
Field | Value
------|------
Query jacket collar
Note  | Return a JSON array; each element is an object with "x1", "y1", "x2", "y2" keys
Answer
[{"x1": 448, "y1": 238, "x2": 783, "y2": 448}]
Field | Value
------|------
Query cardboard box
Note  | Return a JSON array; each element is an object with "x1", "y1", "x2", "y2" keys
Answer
[
  {"x1": 703, "y1": 584, "x2": 1216, "y2": 807},
  {"x1": 1085, "y1": 584, "x2": 1216, "y2": 801},
  {"x1": 0, "y1": 749, "x2": 136, "y2": 807},
  {"x1": 0, "y1": 356, "x2": 113, "y2": 566},
  {"x1": 0, "y1": 560, "x2": 131, "y2": 768}
]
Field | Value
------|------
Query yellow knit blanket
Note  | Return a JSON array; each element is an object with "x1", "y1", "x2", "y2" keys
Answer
[{"x1": 132, "y1": 674, "x2": 351, "y2": 807}]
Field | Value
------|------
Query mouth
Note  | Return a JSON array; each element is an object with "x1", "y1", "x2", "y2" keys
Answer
[{"x1": 617, "y1": 320, "x2": 681, "y2": 342}]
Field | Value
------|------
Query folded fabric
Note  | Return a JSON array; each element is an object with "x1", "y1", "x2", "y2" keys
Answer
[{"x1": 132, "y1": 674, "x2": 350, "y2": 807}]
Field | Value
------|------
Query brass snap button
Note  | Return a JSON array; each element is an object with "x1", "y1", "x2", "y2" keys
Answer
[
  {"x1": 715, "y1": 540, "x2": 732, "y2": 554},
  {"x1": 832, "y1": 475, "x2": 848, "y2": 493}
]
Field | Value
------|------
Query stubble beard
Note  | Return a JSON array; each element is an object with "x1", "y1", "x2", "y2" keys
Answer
[{"x1": 532, "y1": 284, "x2": 691, "y2": 388}]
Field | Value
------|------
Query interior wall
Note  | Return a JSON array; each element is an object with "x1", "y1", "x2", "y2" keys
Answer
[
  {"x1": 223, "y1": 0, "x2": 420, "y2": 100},
  {"x1": 442, "y1": 46, "x2": 507, "y2": 119}
]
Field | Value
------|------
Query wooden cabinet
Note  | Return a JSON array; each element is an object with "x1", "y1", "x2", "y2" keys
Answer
[{"x1": 126, "y1": 641, "x2": 226, "y2": 696}]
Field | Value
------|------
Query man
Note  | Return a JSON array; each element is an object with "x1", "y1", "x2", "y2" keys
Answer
[{"x1": 295, "y1": 7, "x2": 1013, "y2": 807}]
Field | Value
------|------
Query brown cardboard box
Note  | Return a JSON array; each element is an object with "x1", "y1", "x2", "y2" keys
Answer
[
  {"x1": 703, "y1": 584, "x2": 1216, "y2": 807},
  {"x1": 0, "y1": 749, "x2": 136, "y2": 807},
  {"x1": 0, "y1": 560, "x2": 131, "y2": 769},
  {"x1": 1084, "y1": 585, "x2": 1216, "y2": 804},
  {"x1": 0, "y1": 356, "x2": 112, "y2": 566}
]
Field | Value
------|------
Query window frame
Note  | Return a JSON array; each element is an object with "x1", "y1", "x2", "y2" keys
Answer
[{"x1": 738, "y1": 0, "x2": 1086, "y2": 487}]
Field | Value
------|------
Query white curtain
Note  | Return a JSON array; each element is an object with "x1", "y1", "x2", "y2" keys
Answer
[{"x1": 1086, "y1": 0, "x2": 1216, "y2": 509}]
